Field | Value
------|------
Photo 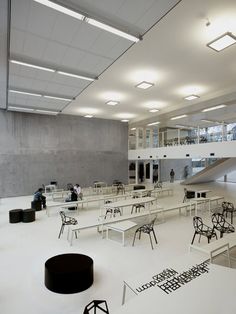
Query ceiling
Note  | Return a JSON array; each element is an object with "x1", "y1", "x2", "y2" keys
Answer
[{"x1": 6, "y1": 0, "x2": 236, "y2": 127}]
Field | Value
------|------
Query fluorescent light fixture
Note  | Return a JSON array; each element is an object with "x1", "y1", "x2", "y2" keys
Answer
[
  {"x1": 184, "y1": 94, "x2": 200, "y2": 101},
  {"x1": 9, "y1": 90, "x2": 42, "y2": 97},
  {"x1": 149, "y1": 108, "x2": 159, "y2": 113},
  {"x1": 8, "y1": 106, "x2": 34, "y2": 112},
  {"x1": 57, "y1": 71, "x2": 94, "y2": 81},
  {"x1": 202, "y1": 104, "x2": 226, "y2": 112},
  {"x1": 44, "y1": 95, "x2": 72, "y2": 102},
  {"x1": 201, "y1": 119, "x2": 221, "y2": 124},
  {"x1": 10, "y1": 60, "x2": 55, "y2": 72},
  {"x1": 175, "y1": 124, "x2": 194, "y2": 129},
  {"x1": 35, "y1": 109, "x2": 59, "y2": 115},
  {"x1": 135, "y1": 81, "x2": 154, "y2": 90},
  {"x1": 33, "y1": 0, "x2": 84, "y2": 20},
  {"x1": 33, "y1": 1, "x2": 139, "y2": 42},
  {"x1": 84, "y1": 114, "x2": 93, "y2": 118},
  {"x1": 106, "y1": 100, "x2": 119, "y2": 106},
  {"x1": 130, "y1": 127, "x2": 136, "y2": 130},
  {"x1": 207, "y1": 32, "x2": 236, "y2": 52},
  {"x1": 87, "y1": 18, "x2": 139, "y2": 42},
  {"x1": 121, "y1": 119, "x2": 129, "y2": 122},
  {"x1": 171, "y1": 114, "x2": 188, "y2": 120},
  {"x1": 147, "y1": 121, "x2": 160, "y2": 126}
]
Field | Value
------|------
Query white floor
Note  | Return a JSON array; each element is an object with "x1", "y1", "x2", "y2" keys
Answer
[{"x1": 1, "y1": 181, "x2": 236, "y2": 314}]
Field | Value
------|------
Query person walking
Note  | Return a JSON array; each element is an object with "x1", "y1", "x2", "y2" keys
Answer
[{"x1": 170, "y1": 169, "x2": 175, "y2": 183}]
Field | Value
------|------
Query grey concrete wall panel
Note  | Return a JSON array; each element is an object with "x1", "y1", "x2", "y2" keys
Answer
[
  {"x1": 0, "y1": 111, "x2": 128, "y2": 197},
  {"x1": 159, "y1": 159, "x2": 192, "y2": 182},
  {"x1": 0, "y1": 0, "x2": 9, "y2": 109}
]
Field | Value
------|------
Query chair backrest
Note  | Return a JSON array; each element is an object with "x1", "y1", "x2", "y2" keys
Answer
[
  {"x1": 83, "y1": 300, "x2": 109, "y2": 314},
  {"x1": 222, "y1": 201, "x2": 229, "y2": 211},
  {"x1": 212, "y1": 213, "x2": 225, "y2": 228},
  {"x1": 193, "y1": 216, "x2": 203, "y2": 232},
  {"x1": 59, "y1": 211, "x2": 66, "y2": 223}
]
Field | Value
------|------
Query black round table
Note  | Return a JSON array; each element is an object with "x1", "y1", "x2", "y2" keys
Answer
[{"x1": 44, "y1": 253, "x2": 94, "y2": 294}]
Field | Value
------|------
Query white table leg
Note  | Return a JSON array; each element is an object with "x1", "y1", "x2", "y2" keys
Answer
[
  {"x1": 122, "y1": 283, "x2": 127, "y2": 305},
  {"x1": 122, "y1": 231, "x2": 125, "y2": 246}
]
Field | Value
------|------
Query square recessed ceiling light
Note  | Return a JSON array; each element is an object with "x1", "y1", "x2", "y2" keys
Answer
[
  {"x1": 149, "y1": 109, "x2": 159, "y2": 113},
  {"x1": 171, "y1": 114, "x2": 188, "y2": 120},
  {"x1": 130, "y1": 127, "x2": 136, "y2": 130},
  {"x1": 202, "y1": 104, "x2": 226, "y2": 112},
  {"x1": 135, "y1": 81, "x2": 154, "y2": 90},
  {"x1": 121, "y1": 119, "x2": 129, "y2": 122},
  {"x1": 106, "y1": 100, "x2": 119, "y2": 106},
  {"x1": 207, "y1": 32, "x2": 236, "y2": 52},
  {"x1": 84, "y1": 114, "x2": 93, "y2": 118},
  {"x1": 184, "y1": 95, "x2": 200, "y2": 101}
]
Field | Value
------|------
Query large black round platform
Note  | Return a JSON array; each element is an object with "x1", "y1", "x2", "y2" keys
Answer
[{"x1": 44, "y1": 253, "x2": 94, "y2": 294}]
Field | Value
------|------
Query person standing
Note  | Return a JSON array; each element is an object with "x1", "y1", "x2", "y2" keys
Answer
[
  {"x1": 170, "y1": 169, "x2": 175, "y2": 183},
  {"x1": 74, "y1": 184, "x2": 83, "y2": 200}
]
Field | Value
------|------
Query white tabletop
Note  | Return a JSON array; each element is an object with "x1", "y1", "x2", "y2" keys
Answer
[
  {"x1": 104, "y1": 197, "x2": 156, "y2": 209},
  {"x1": 115, "y1": 253, "x2": 236, "y2": 314},
  {"x1": 106, "y1": 220, "x2": 137, "y2": 231}
]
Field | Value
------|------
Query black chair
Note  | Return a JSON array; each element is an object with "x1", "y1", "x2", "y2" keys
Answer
[
  {"x1": 212, "y1": 213, "x2": 235, "y2": 238},
  {"x1": 116, "y1": 183, "x2": 125, "y2": 195},
  {"x1": 222, "y1": 201, "x2": 236, "y2": 224},
  {"x1": 191, "y1": 216, "x2": 217, "y2": 244},
  {"x1": 154, "y1": 182, "x2": 162, "y2": 189},
  {"x1": 83, "y1": 300, "x2": 109, "y2": 314},
  {"x1": 132, "y1": 217, "x2": 158, "y2": 250},
  {"x1": 183, "y1": 188, "x2": 195, "y2": 202},
  {"x1": 66, "y1": 183, "x2": 73, "y2": 190},
  {"x1": 104, "y1": 207, "x2": 121, "y2": 219},
  {"x1": 58, "y1": 211, "x2": 78, "y2": 239}
]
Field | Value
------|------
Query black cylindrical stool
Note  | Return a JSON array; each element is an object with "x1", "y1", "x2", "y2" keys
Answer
[
  {"x1": 45, "y1": 253, "x2": 93, "y2": 294},
  {"x1": 31, "y1": 200, "x2": 42, "y2": 211},
  {"x1": 22, "y1": 208, "x2": 35, "y2": 223},
  {"x1": 9, "y1": 209, "x2": 23, "y2": 223}
]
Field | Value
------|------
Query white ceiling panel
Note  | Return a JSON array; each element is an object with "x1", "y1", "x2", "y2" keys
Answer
[
  {"x1": 42, "y1": 41, "x2": 67, "y2": 64},
  {"x1": 50, "y1": 14, "x2": 81, "y2": 45},
  {"x1": 23, "y1": 33, "x2": 48, "y2": 59},
  {"x1": 60, "y1": 47, "x2": 86, "y2": 68},
  {"x1": 77, "y1": 54, "x2": 112, "y2": 74},
  {"x1": 11, "y1": 0, "x2": 31, "y2": 30},
  {"x1": 43, "y1": 82, "x2": 78, "y2": 96},
  {"x1": 10, "y1": 29, "x2": 26, "y2": 55},
  {"x1": 27, "y1": 1, "x2": 57, "y2": 39}
]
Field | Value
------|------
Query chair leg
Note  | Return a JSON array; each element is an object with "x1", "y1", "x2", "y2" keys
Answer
[
  {"x1": 191, "y1": 232, "x2": 196, "y2": 245},
  {"x1": 152, "y1": 230, "x2": 158, "y2": 244},
  {"x1": 149, "y1": 233, "x2": 154, "y2": 250},
  {"x1": 198, "y1": 234, "x2": 201, "y2": 243},
  {"x1": 207, "y1": 236, "x2": 210, "y2": 243},
  {"x1": 131, "y1": 206, "x2": 134, "y2": 214},
  {"x1": 58, "y1": 224, "x2": 64, "y2": 239},
  {"x1": 231, "y1": 212, "x2": 233, "y2": 224},
  {"x1": 132, "y1": 231, "x2": 137, "y2": 246}
]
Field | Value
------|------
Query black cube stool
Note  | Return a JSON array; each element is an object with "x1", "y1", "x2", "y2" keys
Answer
[
  {"x1": 133, "y1": 185, "x2": 145, "y2": 190},
  {"x1": 22, "y1": 208, "x2": 35, "y2": 223},
  {"x1": 9, "y1": 209, "x2": 23, "y2": 223},
  {"x1": 45, "y1": 253, "x2": 94, "y2": 294},
  {"x1": 31, "y1": 200, "x2": 42, "y2": 211}
]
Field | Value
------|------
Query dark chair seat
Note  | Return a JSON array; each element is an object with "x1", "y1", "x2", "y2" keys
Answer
[
  {"x1": 9, "y1": 209, "x2": 23, "y2": 223},
  {"x1": 31, "y1": 200, "x2": 42, "y2": 211}
]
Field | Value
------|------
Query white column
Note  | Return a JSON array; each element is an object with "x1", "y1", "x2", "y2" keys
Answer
[{"x1": 135, "y1": 161, "x2": 139, "y2": 184}]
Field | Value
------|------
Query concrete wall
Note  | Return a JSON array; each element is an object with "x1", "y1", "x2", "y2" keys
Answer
[
  {"x1": 0, "y1": 111, "x2": 128, "y2": 197},
  {"x1": 159, "y1": 159, "x2": 192, "y2": 182}
]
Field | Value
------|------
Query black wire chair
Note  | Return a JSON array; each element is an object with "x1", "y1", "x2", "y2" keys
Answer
[
  {"x1": 191, "y1": 216, "x2": 217, "y2": 244},
  {"x1": 222, "y1": 201, "x2": 236, "y2": 224},
  {"x1": 131, "y1": 204, "x2": 145, "y2": 214},
  {"x1": 104, "y1": 207, "x2": 122, "y2": 219},
  {"x1": 212, "y1": 213, "x2": 235, "y2": 238},
  {"x1": 58, "y1": 211, "x2": 78, "y2": 239},
  {"x1": 132, "y1": 217, "x2": 158, "y2": 250},
  {"x1": 83, "y1": 300, "x2": 109, "y2": 314}
]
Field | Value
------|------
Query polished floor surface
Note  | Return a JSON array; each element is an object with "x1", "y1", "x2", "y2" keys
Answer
[{"x1": 0, "y1": 181, "x2": 236, "y2": 314}]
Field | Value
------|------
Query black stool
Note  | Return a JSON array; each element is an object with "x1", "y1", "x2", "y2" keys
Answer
[
  {"x1": 22, "y1": 209, "x2": 35, "y2": 223},
  {"x1": 9, "y1": 209, "x2": 23, "y2": 223},
  {"x1": 45, "y1": 253, "x2": 94, "y2": 294},
  {"x1": 31, "y1": 200, "x2": 42, "y2": 211}
]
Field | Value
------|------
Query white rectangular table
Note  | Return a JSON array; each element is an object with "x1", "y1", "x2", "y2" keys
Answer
[
  {"x1": 106, "y1": 221, "x2": 137, "y2": 246},
  {"x1": 115, "y1": 253, "x2": 236, "y2": 314}
]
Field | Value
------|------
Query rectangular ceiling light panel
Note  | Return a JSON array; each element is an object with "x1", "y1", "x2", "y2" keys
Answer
[
  {"x1": 10, "y1": 60, "x2": 55, "y2": 72},
  {"x1": 202, "y1": 104, "x2": 226, "y2": 112},
  {"x1": 207, "y1": 32, "x2": 236, "y2": 52},
  {"x1": 171, "y1": 114, "x2": 187, "y2": 120},
  {"x1": 184, "y1": 95, "x2": 200, "y2": 100}
]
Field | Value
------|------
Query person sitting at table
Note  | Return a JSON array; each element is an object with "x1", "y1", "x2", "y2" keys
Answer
[
  {"x1": 73, "y1": 183, "x2": 83, "y2": 200},
  {"x1": 34, "y1": 188, "x2": 47, "y2": 209},
  {"x1": 66, "y1": 188, "x2": 78, "y2": 202}
]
